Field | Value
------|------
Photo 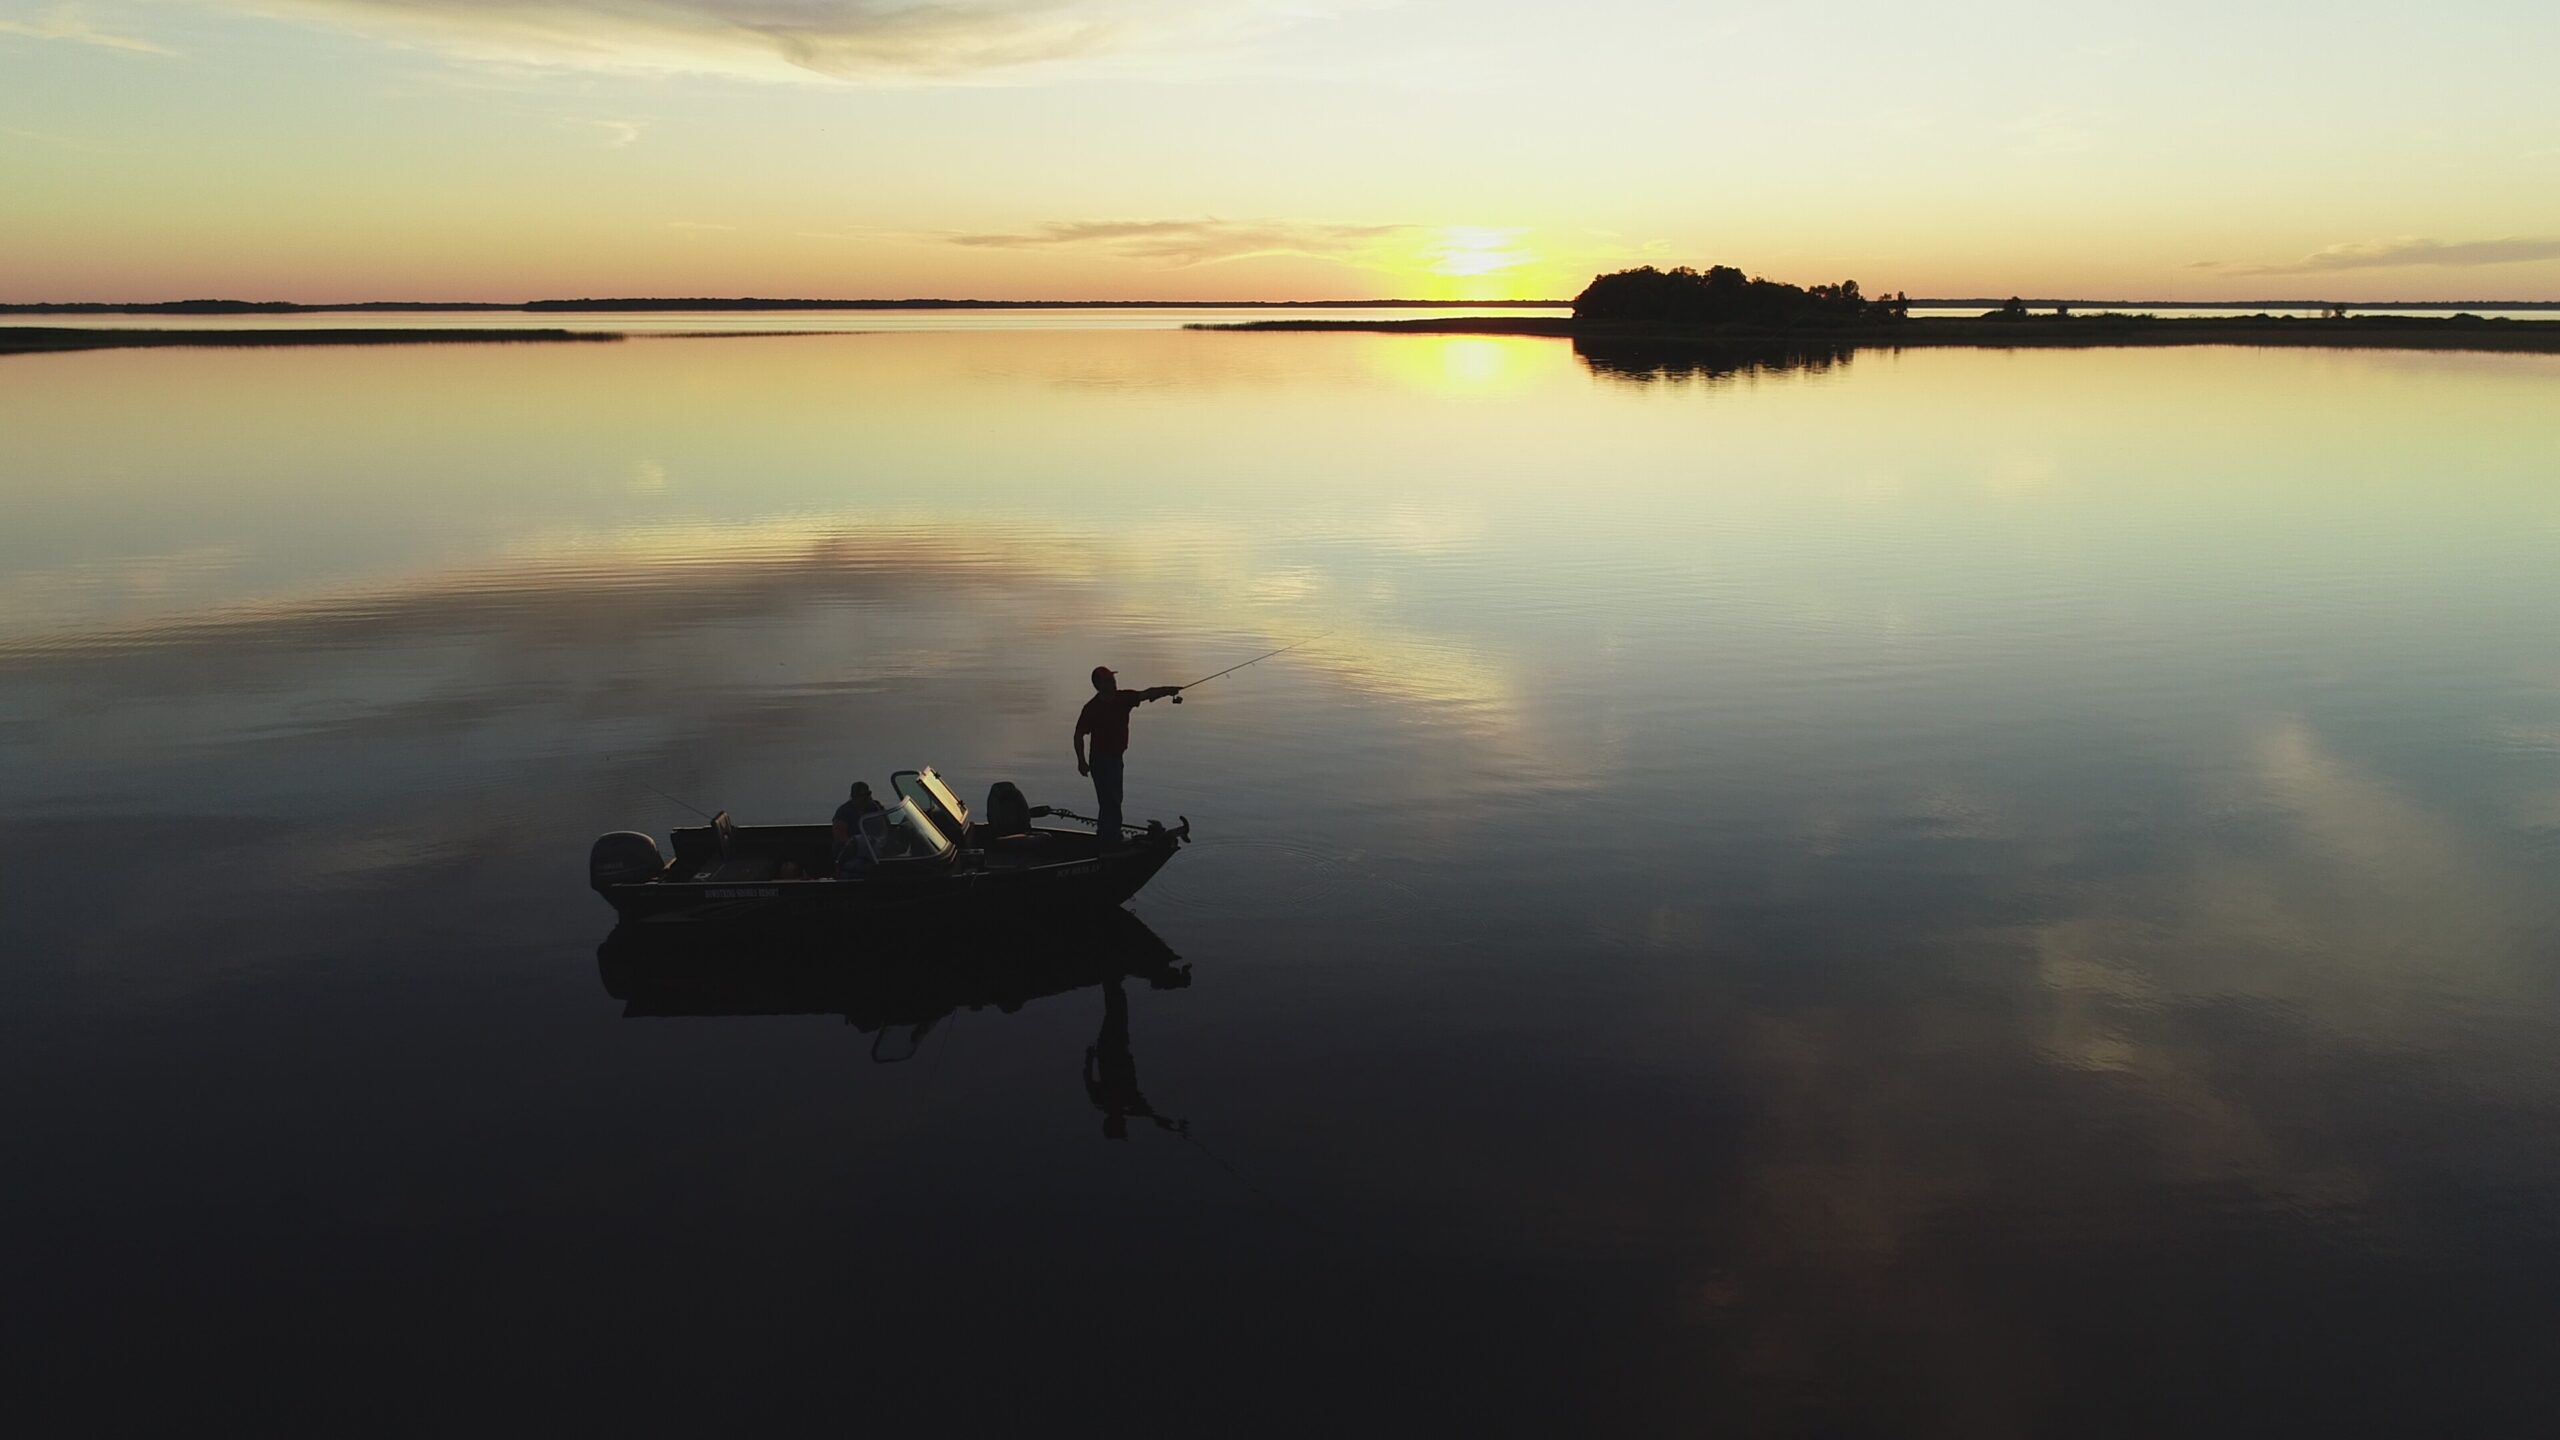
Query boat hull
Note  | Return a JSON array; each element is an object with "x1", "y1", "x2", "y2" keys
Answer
[{"x1": 596, "y1": 823, "x2": 1181, "y2": 928}]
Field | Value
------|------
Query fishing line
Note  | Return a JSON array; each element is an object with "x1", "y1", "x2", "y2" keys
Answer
[
  {"x1": 635, "y1": 780, "x2": 716, "y2": 822},
  {"x1": 602, "y1": 754, "x2": 718, "y2": 823}
]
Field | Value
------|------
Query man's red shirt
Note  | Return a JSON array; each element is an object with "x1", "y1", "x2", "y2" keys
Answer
[{"x1": 1076, "y1": 689, "x2": 1141, "y2": 756}]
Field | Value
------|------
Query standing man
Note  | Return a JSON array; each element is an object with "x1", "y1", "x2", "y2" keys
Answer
[{"x1": 1074, "y1": 665, "x2": 1180, "y2": 848}]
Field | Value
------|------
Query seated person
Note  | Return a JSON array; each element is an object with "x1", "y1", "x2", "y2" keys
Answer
[
  {"x1": 833, "y1": 781, "x2": 883, "y2": 857},
  {"x1": 836, "y1": 807, "x2": 896, "y2": 878}
]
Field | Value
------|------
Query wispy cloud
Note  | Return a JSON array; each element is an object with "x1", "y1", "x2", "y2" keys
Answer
[
  {"x1": 2013, "y1": 110, "x2": 2095, "y2": 156},
  {"x1": 0, "y1": 3, "x2": 178, "y2": 56},
  {"x1": 793, "y1": 223, "x2": 918, "y2": 242},
  {"x1": 236, "y1": 1, "x2": 1344, "y2": 84},
  {"x1": 949, "y1": 217, "x2": 1413, "y2": 267},
  {"x1": 2200, "y1": 235, "x2": 2560, "y2": 276},
  {"x1": 1, "y1": 123, "x2": 136, "y2": 153},
  {"x1": 567, "y1": 116, "x2": 643, "y2": 148}
]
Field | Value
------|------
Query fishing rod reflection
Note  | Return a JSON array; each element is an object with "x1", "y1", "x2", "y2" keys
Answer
[{"x1": 595, "y1": 908, "x2": 1192, "y2": 1138}]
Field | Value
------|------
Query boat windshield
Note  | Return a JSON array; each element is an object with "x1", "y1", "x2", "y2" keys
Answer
[
  {"x1": 861, "y1": 799, "x2": 953, "y2": 863},
  {"x1": 894, "y1": 768, "x2": 970, "y2": 839}
]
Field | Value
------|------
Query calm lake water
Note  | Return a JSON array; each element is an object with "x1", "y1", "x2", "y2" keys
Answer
[{"x1": 4, "y1": 327, "x2": 2558, "y2": 1434}]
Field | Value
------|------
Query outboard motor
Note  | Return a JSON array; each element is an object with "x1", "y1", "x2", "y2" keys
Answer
[
  {"x1": 590, "y1": 831, "x2": 666, "y2": 892},
  {"x1": 985, "y1": 781, "x2": 1032, "y2": 837}
]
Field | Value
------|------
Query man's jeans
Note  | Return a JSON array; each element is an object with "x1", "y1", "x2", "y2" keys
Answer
[{"x1": 1091, "y1": 751, "x2": 1125, "y2": 845}]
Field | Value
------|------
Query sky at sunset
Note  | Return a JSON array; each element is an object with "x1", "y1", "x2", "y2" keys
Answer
[{"x1": 4, "y1": 0, "x2": 2558, "y2": 303}]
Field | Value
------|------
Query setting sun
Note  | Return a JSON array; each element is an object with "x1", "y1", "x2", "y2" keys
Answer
[{"x1": 1425, "y1": 228, "x2": 1533, "y2": 278}]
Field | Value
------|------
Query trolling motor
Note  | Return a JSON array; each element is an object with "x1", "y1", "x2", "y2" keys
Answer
[{"x1": 1038, "y1": 805, "x2": 1192, "y2": 845}]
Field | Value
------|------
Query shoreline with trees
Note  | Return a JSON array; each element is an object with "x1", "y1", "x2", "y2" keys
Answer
[
  {"x1": 1192, "y1": 265, "x2": 2560, "y2": 355},
  {"x1": 1193, "y1": 312, "x2": 2560, "y2": 353}
]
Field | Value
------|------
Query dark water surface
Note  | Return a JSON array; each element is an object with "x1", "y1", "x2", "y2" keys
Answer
[{"x1": 5, "y1": 330, "x2": 2559, "y2": 1434}]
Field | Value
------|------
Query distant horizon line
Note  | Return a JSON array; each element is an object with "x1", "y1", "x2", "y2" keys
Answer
[
  {"x1": 5, "y1": 296, "x2": 2557, "y2": 314},
  {"x1": 0, "y1": 298, "x2": 1576, "y2": 314}
]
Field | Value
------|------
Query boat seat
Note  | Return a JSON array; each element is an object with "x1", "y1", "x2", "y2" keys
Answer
[
  {"x1": 983, "y1": 781, "x2": 1033, "y2": 838},
  {"x1": 689, "y1": 811, "x2": 747, "y2": 880}
]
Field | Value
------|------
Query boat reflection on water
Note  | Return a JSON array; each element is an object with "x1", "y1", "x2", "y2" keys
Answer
[{"x1": 596, "y1": 909, "x2": 1192, "y2": 1136}]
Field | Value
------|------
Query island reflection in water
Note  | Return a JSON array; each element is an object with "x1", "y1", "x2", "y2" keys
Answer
[
  {"x1": 1571, "y1": 331, "x2": 1857, "y2": 383},
  {"x1": 2, "y1": 330, "x2": 2558, "y2": 1433}
]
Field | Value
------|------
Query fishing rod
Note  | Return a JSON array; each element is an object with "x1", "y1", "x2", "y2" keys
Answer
[
  {"x1": 636, "y1": 780, "x2": 717, "y2": 822},
  {"x1": 602, "y1": 752, "x2": 719, "y2": 823},
  {"x1": 1169, "y1": 632, "x2": 1332, "y2": 703}
]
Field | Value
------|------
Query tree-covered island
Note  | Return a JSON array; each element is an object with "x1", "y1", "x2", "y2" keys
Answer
[{"x1": 1571, "y1": 265, "x2": 1908, "y2": 325}]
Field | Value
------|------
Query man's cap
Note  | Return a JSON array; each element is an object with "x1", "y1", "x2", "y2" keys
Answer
[{"x1": 1091, "y1": 665, "x2": 1115, "y2": 685}]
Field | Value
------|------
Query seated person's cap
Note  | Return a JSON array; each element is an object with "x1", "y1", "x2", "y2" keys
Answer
[{"x1": 1091, "y1": 665, "x2": 1115, "y2": 685}]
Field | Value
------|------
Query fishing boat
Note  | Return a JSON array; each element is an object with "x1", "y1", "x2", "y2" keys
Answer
[{"x1": 587, "y1": 766, "x2": 1188, "y2": 924}]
